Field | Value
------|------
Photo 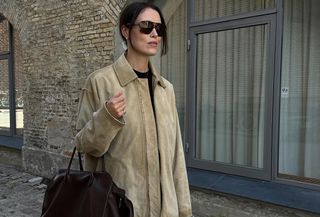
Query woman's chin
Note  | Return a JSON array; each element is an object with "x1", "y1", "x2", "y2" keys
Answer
[{"x1": 146, "y1": 49, "x2": 159, "y2": 56}]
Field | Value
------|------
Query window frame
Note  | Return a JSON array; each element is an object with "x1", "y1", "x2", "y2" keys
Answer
[
  {"x1": 0, "y1": 17, "x2": 22, "y2": 144},
  {"x1": 271, "y1": 0, "x2": 320, "y2": 189},
  {"x1": 186, "y1": 5, "x2": 277, "y2": 180}
]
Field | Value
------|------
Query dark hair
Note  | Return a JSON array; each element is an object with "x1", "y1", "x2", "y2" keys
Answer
[{"x1": 119, "y1": 2, "x2": 168, "y2": 56}]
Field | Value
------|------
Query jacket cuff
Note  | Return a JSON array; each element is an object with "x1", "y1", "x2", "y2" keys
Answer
[{"x1": 102, "y1": 103, "x2": 126, "y2": 126}]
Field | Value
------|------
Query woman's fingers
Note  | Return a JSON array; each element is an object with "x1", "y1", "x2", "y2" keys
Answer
[
  {"x1": 106, "y1": 91, "x2": 126, "y2": 118},
  {"x1": 113, "y1": 91, "x2": 125, "y2": 103}
]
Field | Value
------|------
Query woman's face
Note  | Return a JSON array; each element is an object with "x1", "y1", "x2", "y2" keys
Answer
[{"x1": 125, "y1": 8, "x2": 162, "y2": 57}]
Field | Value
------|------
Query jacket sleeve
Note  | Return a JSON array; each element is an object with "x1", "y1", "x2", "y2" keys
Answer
[
  {"x1": 75, "y1": 78, "x2": 125, "y2": 157},
  {"x1": 171, "y1": 89, "x2": 193, "y2": 217}
]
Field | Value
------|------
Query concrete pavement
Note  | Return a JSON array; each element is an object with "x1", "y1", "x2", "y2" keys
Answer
[{"x1": 0, "y1": 162, "x2": 46, "y2": 217}]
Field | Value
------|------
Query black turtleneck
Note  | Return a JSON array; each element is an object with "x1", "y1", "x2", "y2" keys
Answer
[{"x1": 134, "y1": 69, "x2": 154, "y2": 111}]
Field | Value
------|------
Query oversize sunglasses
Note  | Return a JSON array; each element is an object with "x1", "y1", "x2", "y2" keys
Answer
[{"x1": 132, "y1": 21, "x2": 165, "y2": 37}]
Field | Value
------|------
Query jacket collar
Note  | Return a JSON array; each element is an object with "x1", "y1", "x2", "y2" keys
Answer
[{"x1": 112, "y1": 53, "x2": 166, "y2": 88}]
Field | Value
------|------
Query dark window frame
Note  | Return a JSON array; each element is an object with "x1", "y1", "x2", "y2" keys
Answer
[
  {"x1": 186, "y1": 0, "x2": 277, "y2": 180},
  {"x1": 0, "y1": 16, "x2": 22, "y2": 149},
  {"x1": 187, "y1": 14, "x2": 276, "y2": 180}
]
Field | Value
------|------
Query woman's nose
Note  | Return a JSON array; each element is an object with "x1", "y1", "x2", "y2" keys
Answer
[{"x1": 150, "y1": 27, "x2": 158, "y2": 37}]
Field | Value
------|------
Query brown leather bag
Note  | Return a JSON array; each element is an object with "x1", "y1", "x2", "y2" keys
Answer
[{"x1": 41, "y1": 147, "x2": 134, "y2": 217}]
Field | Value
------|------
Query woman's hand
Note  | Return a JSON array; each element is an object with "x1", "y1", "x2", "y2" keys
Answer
[{"x1": 106, "y1": 91, "x2": 126, "y2": 119}]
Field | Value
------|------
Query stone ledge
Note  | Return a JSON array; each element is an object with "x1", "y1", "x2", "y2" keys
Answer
[
  {"x1": 22, "y1": 146, "x2": 80, "y2": 178},
  {"x1": 0, "y1": 146, "x2": 22, "y2": 168}
]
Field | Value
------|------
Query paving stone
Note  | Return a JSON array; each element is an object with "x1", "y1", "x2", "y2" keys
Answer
[
  {"x1": 28, "y1": 177, "x2": 43, "y2": 184},
  {"x1": 0, "y1": 163, "x2": 45, "y2": 217}
]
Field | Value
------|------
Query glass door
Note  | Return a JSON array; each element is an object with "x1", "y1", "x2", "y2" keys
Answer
[{"x1": 187, "y1": 14, "x2": 276, "y2": 179}]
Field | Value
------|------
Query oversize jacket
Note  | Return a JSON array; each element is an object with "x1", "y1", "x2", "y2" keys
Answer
[{"x1": 75, "y1": 53, "x2": 192, "y2": 217}]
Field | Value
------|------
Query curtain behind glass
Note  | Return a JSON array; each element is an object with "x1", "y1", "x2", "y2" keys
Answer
[
  {"x1": 196, "y1": 25, "x2": 267, "y2": 168},
  {"x1": 194, "y1": 0, "x2": 275, "y2": 22},
  {"x1": 161, "y1": 1, "x2": 187, "y2": 139},
  {"x1": 279, "y1": 0, "x2": 320, "y2": 180}
]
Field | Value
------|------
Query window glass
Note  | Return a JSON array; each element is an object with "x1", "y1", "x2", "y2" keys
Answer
[
  {"x1": 0, "y1": 16, "x2": 23, "y2": 137},
  {"x1": 279, "y1": 0, "x2": 320, "y2": 182},
  {"x1": 194, "y1": 0, "x2": 275, "y2": 22},
  {"x1": 0, "y1": 59, "x2": 10, "y2": 132},
  {"x1": 196, "y1": 24, "x2": 268, "y2": 168},
  {"x1": 0, "y1": 17, "x2": 9, "y2": 53}
]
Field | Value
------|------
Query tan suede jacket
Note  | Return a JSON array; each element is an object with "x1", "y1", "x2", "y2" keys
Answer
[{"x1": 75, "y1": 53, "x2": 192, "y2": 217}]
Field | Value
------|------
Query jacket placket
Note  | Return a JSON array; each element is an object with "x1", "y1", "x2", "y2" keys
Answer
[{"x1": 136, "y1": 78, "x2": 161, "y2": 217}]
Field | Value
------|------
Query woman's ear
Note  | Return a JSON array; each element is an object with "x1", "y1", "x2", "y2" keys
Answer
[{"x1": 121, "y1": 25, "x2": 129, "y2": 41}]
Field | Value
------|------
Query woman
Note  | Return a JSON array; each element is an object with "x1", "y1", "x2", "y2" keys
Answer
[{"x1": 75, "y1": 2, "x2": 192, "y2": 217}]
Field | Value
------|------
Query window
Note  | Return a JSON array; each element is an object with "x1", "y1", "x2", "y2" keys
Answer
[
  {"x1": 0, "y1": 14, "x2": 23, "y2": 139},
  {"x1": 187, "y1": 0, "x2": 276, "y2": 179},
  {"x1": 195, "y1": 25, "x2": 268, "y2": 169},
  {"x1": 278, "y1": 0, "x2": 320, "y2": 184},
  {"x1": 187, "y1": 0, "x2": 320, "y2": 186},
  {"x1": 156, "y1": 0, "x2": 320, "y2": 184},
  {"x1": 157, "y1": 0, "x2": 320, "y2": 213}
]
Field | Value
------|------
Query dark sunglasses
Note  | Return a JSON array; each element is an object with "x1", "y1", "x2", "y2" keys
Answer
[{"x1": 132, "y1": 21, "x2": 165, "y2": 37}]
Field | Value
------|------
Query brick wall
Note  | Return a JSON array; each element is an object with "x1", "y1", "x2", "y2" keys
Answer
[
  {"x1": 0, "y1": 18, "x2": 22, "y2": 115},
  {"x1": 0, "y1": 0, "x2": 127, "y2": 177},
  {"x1": 0, "y1": 18, "x2": 9, "y2": 52},
  {"x1": 0, "y1": 19, "x2": 9, "y2": 104},
  {"x1": 1, "y1": 1, "x2": 319, "y2": 217}
]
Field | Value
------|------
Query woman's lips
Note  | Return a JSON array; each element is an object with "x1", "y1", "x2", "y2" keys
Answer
[{"x1": 148, "y1": 41, "x2": 158, "y2": 47}]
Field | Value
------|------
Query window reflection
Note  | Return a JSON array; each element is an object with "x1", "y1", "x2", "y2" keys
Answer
[{"x1": 0, "y1": 59, "x2": 10, "y2": 132}]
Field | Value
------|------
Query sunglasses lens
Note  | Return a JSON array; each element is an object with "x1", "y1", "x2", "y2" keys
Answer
[
  {"x1": 155, "y1": 24, "x2": 164, "y2": 36},
  {"x1": 140, "y1": 27, "x2": 153, "y2": 34},
  {"x1": 138, "y1": 21, "x2": 164, "y2": 36}
]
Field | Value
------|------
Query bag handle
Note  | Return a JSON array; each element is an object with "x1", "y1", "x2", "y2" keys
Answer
[
  {"x1": 66, "y1": 147, "x2": 106, "y2": 174},
  {"x1": 66, "y1": 147, "x2": 84, "y2": 175}
]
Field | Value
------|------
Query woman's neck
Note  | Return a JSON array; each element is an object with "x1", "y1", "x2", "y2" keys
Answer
[{"x1": 125, "y1": 50, "x2": 149, "y2": 73}]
